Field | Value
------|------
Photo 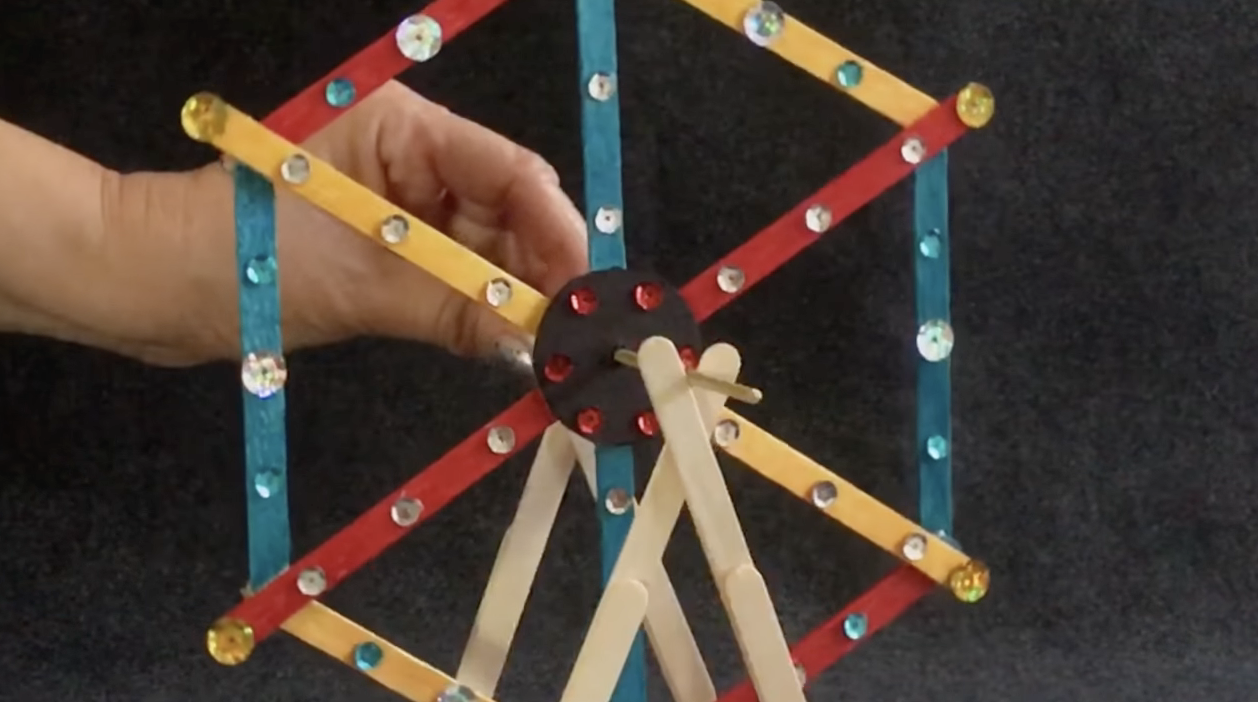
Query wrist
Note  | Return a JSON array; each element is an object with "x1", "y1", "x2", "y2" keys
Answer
[
  {"x1": 0, "y1": 119, "x2": 116, "y2": 343},
  {"x1": 100, "y1": 165, "x2": 240, "y2": 363}
]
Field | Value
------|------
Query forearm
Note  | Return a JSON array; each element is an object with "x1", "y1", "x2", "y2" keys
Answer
[
  {"x1": 0, "y1": 118, "x2": 239, "y2": 358},
  {"x1": 0, "y1": 118, "x2": 117, "y2": 339}
]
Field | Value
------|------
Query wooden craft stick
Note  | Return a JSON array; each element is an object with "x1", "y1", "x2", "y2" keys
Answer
[
  {"x1": 613, "y1": 348, "x2": 763, "y2": 405},
  {"x1": 459, "y1": 421, "x2": 715, "y2": 702},
  {"x1": 560, "y1": 343, "x2": 741, "y2": 702},
  {"x1": 638, "y1": 337, "x2": 804, "y2": 702},
  {"x1": 673, "y1": 0, "x2": 937, "y2": 125},
  {"x1": 456, "y1": 423, "x2": 576, "y2": 695},
  {"x1": 571, "y1": 437, "x2": 718, "y2": 702},
  {"x1": 180, "y1": 93, "x2": 548, "y2": 333},
  {"x1": 717, "y1": 408, "x2": 971, "y2": 582},
  {"x1": 282, "y1": 601, "x2": 494, "y2": 702}
]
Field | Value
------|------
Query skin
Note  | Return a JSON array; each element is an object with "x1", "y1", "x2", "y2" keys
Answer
[{"x1": 0, "y1": 80, "x2": 588, "y2": 366}]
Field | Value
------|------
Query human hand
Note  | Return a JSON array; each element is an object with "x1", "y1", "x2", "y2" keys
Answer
[{"x1": 95, "y1": 80, "x2": 587, "y2": 366}]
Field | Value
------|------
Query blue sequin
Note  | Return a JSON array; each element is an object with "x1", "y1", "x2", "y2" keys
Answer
[
  {"x1": 836, "y1": 60, "x2": 864, "y2": 88},
  {"x1": 325, "y1": 78, "x2": 356, "y2": 108},
  {"x1": 918, "y1": 230, "x2": 942, "y2": 259},
  {"x1": 253, "y1": 468, "x2": 284, "y2": 498},
  {"x1": 352, "y1": 641, "x2": 384, "y2": 671},
  {"x1": 244, "y1": 255, "x2": 277, "y2": 286},
  {"x1": 843, "y1": 612, "x2": 868, "y2": 640}
]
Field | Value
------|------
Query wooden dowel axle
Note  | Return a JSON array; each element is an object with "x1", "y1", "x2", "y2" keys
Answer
[{"x1": 614, "y1": 348, "x2": 763, "y2": 405}]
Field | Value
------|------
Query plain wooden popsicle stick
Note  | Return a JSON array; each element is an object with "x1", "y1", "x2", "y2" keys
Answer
[
  {"x1": 456, "y1": 423, "x2": 576, "y2": 695},
  {"x1": 638, "y1": 337, "x2": 805, "y2": 702},
  {"x1": 560, "y1": 343, "x2": 740, "y2": 702},
  {"x1": 571, "y1": 437, "x2": 718, "y2": 702}
]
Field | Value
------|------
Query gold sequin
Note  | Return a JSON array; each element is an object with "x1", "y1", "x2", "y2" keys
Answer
[
  {"x1": 207, "y1": 618, "x2": 255, "y2": 665},
  {"x1": 948, "y1": 560, "x2": 990, "y2": 603},
  {"x1": 180, "y1": 92, "x2": 228, "y2": 142},
  {"x1": 956, "y1": 83, "x2": 995, "y2": 128}
]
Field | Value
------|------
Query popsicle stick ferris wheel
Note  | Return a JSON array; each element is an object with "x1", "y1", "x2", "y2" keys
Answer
[{"x1": 185, "y1": 1, "x2": 995, "y2": 700}]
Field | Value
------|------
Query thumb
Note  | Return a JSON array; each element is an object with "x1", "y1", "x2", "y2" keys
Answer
[{"x1": 434, "y1": 293, "x2": 535, "y2": 366}]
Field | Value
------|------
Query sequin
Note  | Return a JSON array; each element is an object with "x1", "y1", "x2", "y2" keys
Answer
[
  {"x1": 918, "y1": 229, "x2": 942, "y2": 258},
  {"x1": 325, "y1": 78, "x2": 356, "y2": 108},
  {"x1": 543, "y1": 354, "x2": 573, "y2": 383},
  {"x1": 716, "y1": 265, "x2": 745, "y2": 293},
  {"x1": 594, "y1": 206, "x2": 622, "y2": 234},
  {"x1": 379, "y1": 215, "x2": 409, "y2": 244},
  {"x1": 678, "y1": 346, "x2": 699, "y2": 369},
  {"x1": 900, "y1": 533, "x2": 928, "y2": 561},
  {"x1": 485, "y1": 279, "x2": 513, "y2": 307},
  {"x1": 842, "y1": 612, "x2": 868, "y2": 640},
  {"x1": 809, "y1": 481, "x2": 837, "y2": 509},
  {"x1": 296, "y1": 567, "x2": 327, "y2": 596},
  {"x1": 180, "y1": 92, "x2": 227, "y2": 142},
  {"x1": 742, "y1": 1, "x2": 786, "y2": 47},
  {"x1": 241, "y1": 352, "x2": 287, "y2": 398},
  {"x1": 633, "y1": 282, "x2": 663, "y2": 311},
  {"x1": 604, "y1": 487, "x2": 632, "y2": 515},
  {"x1": 635, "y1": 411, "x2": 659, "y2": 437},
  {"x1": 805, "y1": 205, "x2": 832, "y2": 233},
  {"x1": 587, "y1": 72, "x2": 616, "y2": 101},
  {"x1": 487, "y1": 426, "x2": 516, "y2": 455},
  {"x1": 206, "y1": 618, "x2": 254, "y2": 665},
  {"x1": 956, "y1": 83, "x2": 996, "y2": 128},
  {"x1": 916, "y1": 320, "x2": 955, "y2": 361},
  {"x1": 396, "y1": 14, "x2": 443, "y2": 62},
  {"x1": 577, "y1": 408, "x2": 603, "y2": 435},
  {"x1": 835, "y1": 60, "x2": 863, "y2": 89},
  {"x1": 926, "y1": 435, "x2": 949, "y2": 460},
  {"x1": 280, "y1": 154, "x2": 311, "y2": 184},
  {"x1": 900, "y1": 137, "x2": 927, "y2": 165},
  {"x1": 253, "y1": 469, "x2": 283, "y2": 498},
  {"x1": 948, "y1": 560, "x2": 991, "y2": 603},
  {"x1": 568, "y1": 288, "x2": 598, "y2": 315},
  {"x1": 436, "y1": 685, "x2": 476, "y2": 702},
  {"x1": 352, "y1": 641, "x2": 384, "y2": 671},
  {"x1": 391, "y1": 497, "x2": 423, "y2": 527},
  {"x1": 244, "y1": 255, "x2": 277, "y2": 286},
  {"x1": 713, "y1": 419, "x2": 740, "y2": 447}
]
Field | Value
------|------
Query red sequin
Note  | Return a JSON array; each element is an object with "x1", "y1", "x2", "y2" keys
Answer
[
  {"x1": 543, "y1": 354, "x2": 573, "y2": 383},
  {"x1": 633, "y1": 282, "x2": 664, "y2": 311},
  {"x1": 568, "y1": 288, "x2": 599, "y2": 315},
  {"x1": 678, "y1": 346, "x2": 699, "y2": 369},
  {"x1": 576, "y1": 408, "x2": 603, "y2": 435},
  {"x1": 635, "y1": 411, "x2": 659, "y2": 437}
]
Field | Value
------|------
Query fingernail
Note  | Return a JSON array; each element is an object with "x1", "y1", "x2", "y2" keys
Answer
[{"x1": 493, "y1": 335, "x2": 535, "y2": 375}]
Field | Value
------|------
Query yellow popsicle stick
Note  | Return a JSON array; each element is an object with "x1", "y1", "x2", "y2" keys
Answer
[
  {"x1": 179, "y1": 93, "x2": 549, "y2": 334},
  {"x1": 281, "y1": 602, "x2": 495, "y2": 702},
  {"x1": 716, "y1": 408, "x2": 969, "y2": 584},
  {"x1": 676, "y1": 0, "x2": 938, "y2": 125}
]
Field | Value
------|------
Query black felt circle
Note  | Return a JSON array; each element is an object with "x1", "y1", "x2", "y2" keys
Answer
[{"x1": 532, "y1": 268, "x2": 702, "y2": 446}]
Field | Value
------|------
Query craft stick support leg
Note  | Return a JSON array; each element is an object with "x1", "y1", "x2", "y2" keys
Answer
[
  {"x1": 572, "y1": 438, "x2": 718, "y2": 702},
  {"x1": 457, "y1": 423, "x2": 577, "y2": 695},
  {"x1": 457, "y1": 419, "x2": 717, "y2": 702},
  {"x1": 638, "y1": 337, "x2": 805, "y2": 702},
  {"x1": 560, "y1": 343, "x2": 744, "y2": 702}
]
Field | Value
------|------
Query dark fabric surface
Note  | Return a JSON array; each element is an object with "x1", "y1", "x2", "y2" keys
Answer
[{"x1": 2, "y1": 0, "x2": 1255, "y2": 700}]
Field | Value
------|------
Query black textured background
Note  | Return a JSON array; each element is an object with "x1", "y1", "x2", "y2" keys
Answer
[{"x1": 2, "y1": 1, "x2": 1256, "y2": 701}]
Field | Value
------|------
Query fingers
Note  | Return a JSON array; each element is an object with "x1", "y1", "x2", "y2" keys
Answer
[
  {"x1": 298, "y1": 81, "x2": 590, "y2": 359},
  {"x1": 374, "y1": 84, "x2": 589, "y2": 295},
  {"x1": 438, "y1": 292, "x2": 530, "y2": 361}
]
